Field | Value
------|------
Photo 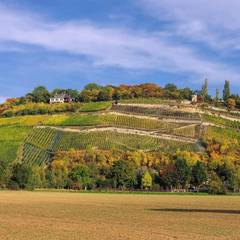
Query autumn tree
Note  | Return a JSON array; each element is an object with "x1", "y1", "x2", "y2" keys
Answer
[
  {"x1": 97, "y1": 87, "x2": 114, "y2": 101},
  {"x1": 50, "y1": 160, "x2": 69, "y2": 189},
  {"x1": 141, "y1": 171, "x2": 152, "y2": 189},
  {"x1": 227, "y1": 98, "x2": 236, "y2": 109}
]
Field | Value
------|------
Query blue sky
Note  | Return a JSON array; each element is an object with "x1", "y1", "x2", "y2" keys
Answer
[{"x1": 0, "y1": 0, "x2": 240, "y2": 102}]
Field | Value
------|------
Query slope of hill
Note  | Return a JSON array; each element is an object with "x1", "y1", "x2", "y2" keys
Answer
[{"x1": 0, "y1": 99, "x2": 240, "y2": 192}]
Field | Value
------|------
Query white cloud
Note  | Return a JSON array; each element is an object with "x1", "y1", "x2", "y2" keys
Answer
[
  {"x1": 141, "y1": 0, "x2": 240, "y2": 50},
  {"x1": 0, "y1": 97, "x2": 7, "y2": 103},
  {"x1": 0, "y1": 2, "x2": 239, "y2": 85}
]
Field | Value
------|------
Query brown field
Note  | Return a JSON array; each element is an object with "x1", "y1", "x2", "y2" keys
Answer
[{"x1": 0, "y1": 191, "x2": 239, "y2": 240}]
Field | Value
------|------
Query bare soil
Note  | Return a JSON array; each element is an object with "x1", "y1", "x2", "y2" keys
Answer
[{"x1": 0, "y1": 191, "x2": 239, "y2": 240}]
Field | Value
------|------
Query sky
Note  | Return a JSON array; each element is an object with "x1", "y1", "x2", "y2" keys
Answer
[{"x1": 0, "y1": 0, "x2": 240, "y2": 101}]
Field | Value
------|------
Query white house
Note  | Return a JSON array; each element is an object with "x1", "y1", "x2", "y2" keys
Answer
[
  {"x1": 50, "y1": 93, "x2": 72, "y2": 104},
  {"x1": 191, "y1": 94, "x2": 198, "y2": 104}
]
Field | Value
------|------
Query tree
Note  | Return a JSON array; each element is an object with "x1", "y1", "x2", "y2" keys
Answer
[
  {"x1": 30, "y1": 86, "x2": 50, "y2": 103},
  {"x1": 9, "y1": 163, "x2": 32, "y2": 189},
  {"x1": 111, "y1": 160, "x2": 137, "y2": 189},
  {"x1": 223, "y1": 80, "x2": 230, "y2": 101},
  {"x1": 84, "y1": 83, "x2": 102, "y2": 91},
  {"x1": 208, "y1": 172, "x2": 226, "y2": 195},
  {"x1": 50, "y1": 160, "x2": 69, "y2": 189},
  {"x1": 80, "y1": 89, "x2": 99, "y2": 102},
  {"x1": 165, "y1": 83, "x2": 177, "y2": 92},
  {"x1": 191, "y1": 161, "x2": 207, "y2": 190},
  {"x1": 159, "y1": 164, "x2": 178, "y2": 191},
  {"x1": 69, "y1": 164, "x2": 93, "y2": 190},
  {"x1": 28, "y1": 166, "x2": 46, "y2": 189},
  {"x1": 179, "y1": 88, "x2": 193, "y2": 100},
  {"x1": 234, "y1": 166, "x2": 240, "y2": 192},
  {"x1": 175, "y1": 158, "x2": 191, "y2": 189},
  {"x1": 52, "y1": 89, "x2": 79, "y2": 100},
  {"x1": 97, "y1": 87, "x2": 114, "y2": 101},
  {"x1": 201, "y1": 79, "x2": 208, "y2": 101},
  {"x1": 216, "y1": 162, "x2": 235, "y2": 191},
  {"x1": 141, "y1": 171, "x2": 152, "y2": 189},
  {"x1": 164, "y1": 84, "x2": 179, "y2": 99},
  {"x1": 215, "y1": 88, "x2": 220, "y2": 101},
  {"x1": 0, "y1": 160, "x2": 10, "y2": 187},
  {"x1": 227, "y1": 98, "x2": 236, "y2": 109}
]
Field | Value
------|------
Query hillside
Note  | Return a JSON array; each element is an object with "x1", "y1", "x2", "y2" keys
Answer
[{"x1": 0, "y1": 99, "x2": 240, "y2": 193}]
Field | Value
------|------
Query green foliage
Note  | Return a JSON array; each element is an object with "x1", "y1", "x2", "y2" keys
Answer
[
  {"x1": 216, "y1": 162, "x2": 236, "y2": 191},
  {"x1": 28, "y1": 165, "x2": 46, "y2": 189},
  {"x1": 191, "y1": 161, "x2": 207, "y2": 188},
  {"x1": 215, "y1": 88, "x2": 220, "y2": 101},
  {"x1": 175, "y1": 158, "x2": 192, "y2": 189},
  {"x1": 223, "y1": 80, "x2": 230, "y2": 101},
  {"x1": 111, "y1": 160, "x2": 137, "y2": 189},
  {"x1": 51, "y1": 88, "x2": 79, "y2": 100},
  {"x1": 28, "y1": 86, "x2": 50, "y2": 103},
  {"x1": 84, "y1": 83, "x2": 102, "y2": 91},
  {"x1": 1, "y1": 102, "x2": 81, "y2": 117},
  {"x1": 0, "y1": 160, "x2": 10, "y2": 186},
  {"x1": 9, "y1": 163, "x2": 33, "y2": 189},
  {"x1": 208, "y1": 172, "x2": 226, "y2": 195},
  {"x1": 201, "y1": 79, "x2": 208, "y2": 101},
  {"x1": 69, "y1": 164, "x2": 93, "y2": 189}
]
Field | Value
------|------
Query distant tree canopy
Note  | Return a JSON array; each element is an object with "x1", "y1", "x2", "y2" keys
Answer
[
  {"x1": 223, "y1": 80, "x2": 231, "y2": 101},
  {"x1": 201, "y1": 79, "x2": 208, "y2": 101},
  {"x1": 1, "y1": 79, "x2": 240, "y2": 109},
  {"x1": 27, "y1": 86, "x2": 50, "y2": 103}
]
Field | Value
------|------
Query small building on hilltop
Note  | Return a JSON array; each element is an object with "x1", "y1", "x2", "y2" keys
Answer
[
  {"x1": 50, "y1": 93, "x2": 72, "y2": 104},
  {"x1": 191, "y1": 93, "x2": 203, "y2": 104},
  {"x1": 191, "y1": 94, "x2": 198, "y2": 104}
]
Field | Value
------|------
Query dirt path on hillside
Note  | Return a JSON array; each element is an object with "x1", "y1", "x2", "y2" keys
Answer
[{"x1": 37, "y1": 126, "x2": 197, "y2": 143}]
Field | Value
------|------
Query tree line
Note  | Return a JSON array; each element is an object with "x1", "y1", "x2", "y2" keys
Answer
[
  {"x1": 201, "y1": 79, "x2": 240, "y2": 108},
  {"x1": 1, "y1": 147, "x2": 239, "y2": 195},
  {"x1": 16, "y1": 83, "x2": 194, "y2": 103},
  {"x1": 2, "y1": 80, "x2": 239, "y2": 109}
]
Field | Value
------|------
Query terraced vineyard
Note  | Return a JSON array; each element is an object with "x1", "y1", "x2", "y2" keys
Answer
[
  {"x1": 20, "y1": 143, "x2": 52, "y2": 166},
  {"x1": 56, "y1": 130, "x2": 198, "y2": 152},
  {"x1": 18, "y1": 128, "x2": 62, "y2": 166},
  {"x1": 13, "y1": 102, "x2": 205, "y2": 167},
  {"x1": 98, "y1": 114, "x2": 186, "y2": 131},
  {"x1": 111, "y1": 104, "x2": 201, "y2": 121},
  {"x1": 18, "y1": 125, "x2": 199, "y2": 166},
  {"x1": 170, "y1": 124, "x2": 201, "y2": 138}
]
